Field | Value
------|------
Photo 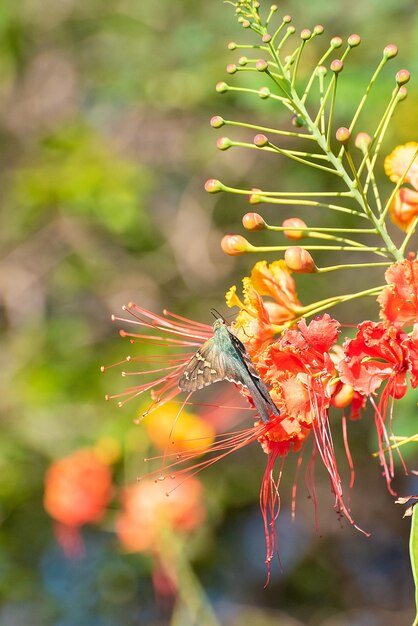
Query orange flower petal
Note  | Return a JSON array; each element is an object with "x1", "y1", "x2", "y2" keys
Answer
[
  {"x1": 384, "y1": 142, "x2": 418, "y2": 189},
  {"x1": 388, "y1": 188, "x2": 418, "y2": 232},
  {"x1": 378, "y1": 258, "x2": 418, "y2": 328},
  {"x1": 250, "y1": 260, "x2": 301, "y2": 310}
]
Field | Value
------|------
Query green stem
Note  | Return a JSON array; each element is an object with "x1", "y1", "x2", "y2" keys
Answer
[
  {"x1": 317, "y1": 261, "x2": 391, "y2": 273},
  {"x1": 343, "y1": 146, "x2": 378, "y2": 220},
  {"x1": 313, "y1": 77, "x2": 335, "y2": 128},
  {"x1": 246, "y1": 243, "x2": 388, "y2": 253},
  {"x1": 399, "y1": 217, "x2": 418, "y2": 255},
  {"x1": 225, "y1": 84, "x2": 289, "y2": 103},
  {"x1": 266, "y1": 225, "x2": 377, "y2": 233},
  {"x1": 271, "y1": 17, "x2": 290, "y2": 47},
  {"x1": 326, "y1": 73, "x2": 338, "y2": 149},
  {"x1": 265, "y1": 140, "x2": 341, "y2": 174},
  {"x1": 306, "y1": 230, "x2": 371, "y2": 248},
  {"x1": 219, "y1": 184, "x2": 351, "y2": 198},
  {"x1": 318, "y1": 69, "x2": 326, "y2": 135},
  {"x1": 337, "y1": 56, "x2": 387, "y2": 160},
  {"x1": 222, "y1": 118, "x2": 313, "y2": 139},
  {"x1": 363, "y1": 89, "x2": 402, "y2": 196},
  {"x1": 292, "y1": 40, "x2": 306, "y2": 87},
  {"x1": 159, "y1": 529, "x2": 221, "y2": 626},
  {"x1": 362, "y1": 152, "x2": 383, "y2": 213},
  {"x1": 256, "y1": 195, "x2": 367, "y2": 218},
  {"x1": 298, "y1": 285, "x2": 385, "y2": 318},
  {"x1": 302, "y1": 45, "x2": 337, "y2": 103},
  {"x1": 410, "y1": 505, "x2": 418, "y2": 626},
  {"x1": 237, "y1": 141, "x2": 329, "y2": 160}
]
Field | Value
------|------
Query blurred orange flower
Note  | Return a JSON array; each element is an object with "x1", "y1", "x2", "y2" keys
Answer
[
  {"x1": 384, "y1": 142, "x2": 418, "y2": 231},
  {"x1": 143, "y1": 401, "x2": 215, "y2": 454},
  {"x1": 116, "y1": 477, "x2": 205, "y2": 553},
  {"x1": 44, "y1": 449, "x2": 112, "y2": 527}
]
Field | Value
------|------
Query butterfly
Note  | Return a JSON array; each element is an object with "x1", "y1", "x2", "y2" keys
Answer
[{"x1": 178, "y1": 316, "x2": 280, "y2": 424}]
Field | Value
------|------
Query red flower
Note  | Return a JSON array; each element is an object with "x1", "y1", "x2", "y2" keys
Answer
[
  {"x1": 338, "y1": 321, "x2": 417, "y2": 398},
  {"x1": 378, "y1": 258, "x2": 418, "y2": 328},
  {"x1": 108, "y1": 306, "x2": 364, "y2": 576},
  {"x1": 338, "y1": 321, "x2": 418, "y2": 492},
  {"x1": 254, "y1": 315, "x2": 361, "y2": 557}
]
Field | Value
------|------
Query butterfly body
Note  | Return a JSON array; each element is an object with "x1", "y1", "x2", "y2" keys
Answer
[{"x1": 178, "y1": 318, "x2": 280, "y2": 424}]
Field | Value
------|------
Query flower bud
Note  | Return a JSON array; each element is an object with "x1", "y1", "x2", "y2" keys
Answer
[
  {"x1": 217, "y1": 137, "x2": 232, "y2": 150},
  {"x1": 210, "y1": 115, "x2": 225, "y2": 128},
  {"x1": 226, "y1": 63, "x2": 238, "y2": 74},
  {"x1": 398, "y1": 86, "x2": 408, "y2": 101},
  {"x1": 254, "y1": 133, "x2": 269, "y2": 147},
  {"x1": 238, "y1": 56, "x2": 248, "y2": 66},
  {"x1": 204, "y1": 179, "x2": 223, "y2": 193},
  {"x1": 396, "y1": 69, "x2": 410, "y2": 86},
  {"x1": 332, "y1": 383, "x2": 354, "y2": 408},
  {"x1": 330, "y1": 59, "x2": 344, "y2": 73},
  {"x1": 270, "y1": 5, "x2": 278, "y2": 12},
  {"x1": 348, "y1": 34, "x2": 361, "y2": 48},
  {"x1": 221, "y1": 234, "x2": 250, "y2": 256},
  {"x1": 336, "y1": 127, "x2": 351, "y2": 145},
  {"x1": 317, "y1": 65, "x2": 327, "y2": 77},
  {"x1": 256, "y1": 59, "x2": 269, "y2": 72},
  {"x1": 242, "y1": 20, "x2": 251, "y2": 28},
  {"x1": 262, "y1": 33, "x2": 272, "y2": 43},
  {"x1": 300, "y1": 28, "x2": 311, "y2": 41},
  {"x1": 216, "y1": 81, "x2": 229, "y2": 93},
  {"x1": 284, "y1": 247, "x2": 317, "y2": 273},
  {"x1": 291, "y1": 114, "x2": 305, "y2": 127},
  {"x1": 330, "y1": 36, "x2": 342, "y2": 48},
  {"x1": 228, "y1": 42, "x2": 237, "y2": 50},
  {"x1": 383, "y1": 44, "x2": 398, "y2": 59},
  {"x1": 287, "y1": 26, "x2": 296, "y2": 35},
  {"x1": 354, "y1": 132, "x2": 371, "y2": 151},
  {"x1": 314, "y1": 24, "x2": 324, "y2": 36},
  {"x1": 242, "y1": 212, "x2": 266, "y2": 231},
  {"x1": 283, "y1": 15, "x2": 292, "y2": 23},
  {"x1": 282, "y1": 218, "x2": 307, "y2": 240},
  {"x1": 259, "y1": 86, "x2": 271, "y2": 99},
  {"x1": 248, "y1": 190, "x2": 262, "y2": 204}
]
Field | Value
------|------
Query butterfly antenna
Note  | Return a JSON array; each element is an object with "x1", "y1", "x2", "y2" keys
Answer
[{"x1": 210, "y1": 308, "x2": 226, "y2": 321}]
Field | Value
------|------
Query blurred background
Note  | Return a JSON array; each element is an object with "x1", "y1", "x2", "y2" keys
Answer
[{"x1": 0, "y1": 0, "x2": 417, "y2": 624}]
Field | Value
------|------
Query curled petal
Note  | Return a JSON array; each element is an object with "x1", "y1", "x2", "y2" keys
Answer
[{"x1": 250, "y1": 260, "x2": 301, "y2": 311}]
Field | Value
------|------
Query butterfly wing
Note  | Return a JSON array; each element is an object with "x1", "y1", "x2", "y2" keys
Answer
[
  {"x1": 227, "y1": 330, "x2": 280, "y2": 420},
  {"x1": 179, "y1": 337, "x2": 243, "y2": 392}
]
